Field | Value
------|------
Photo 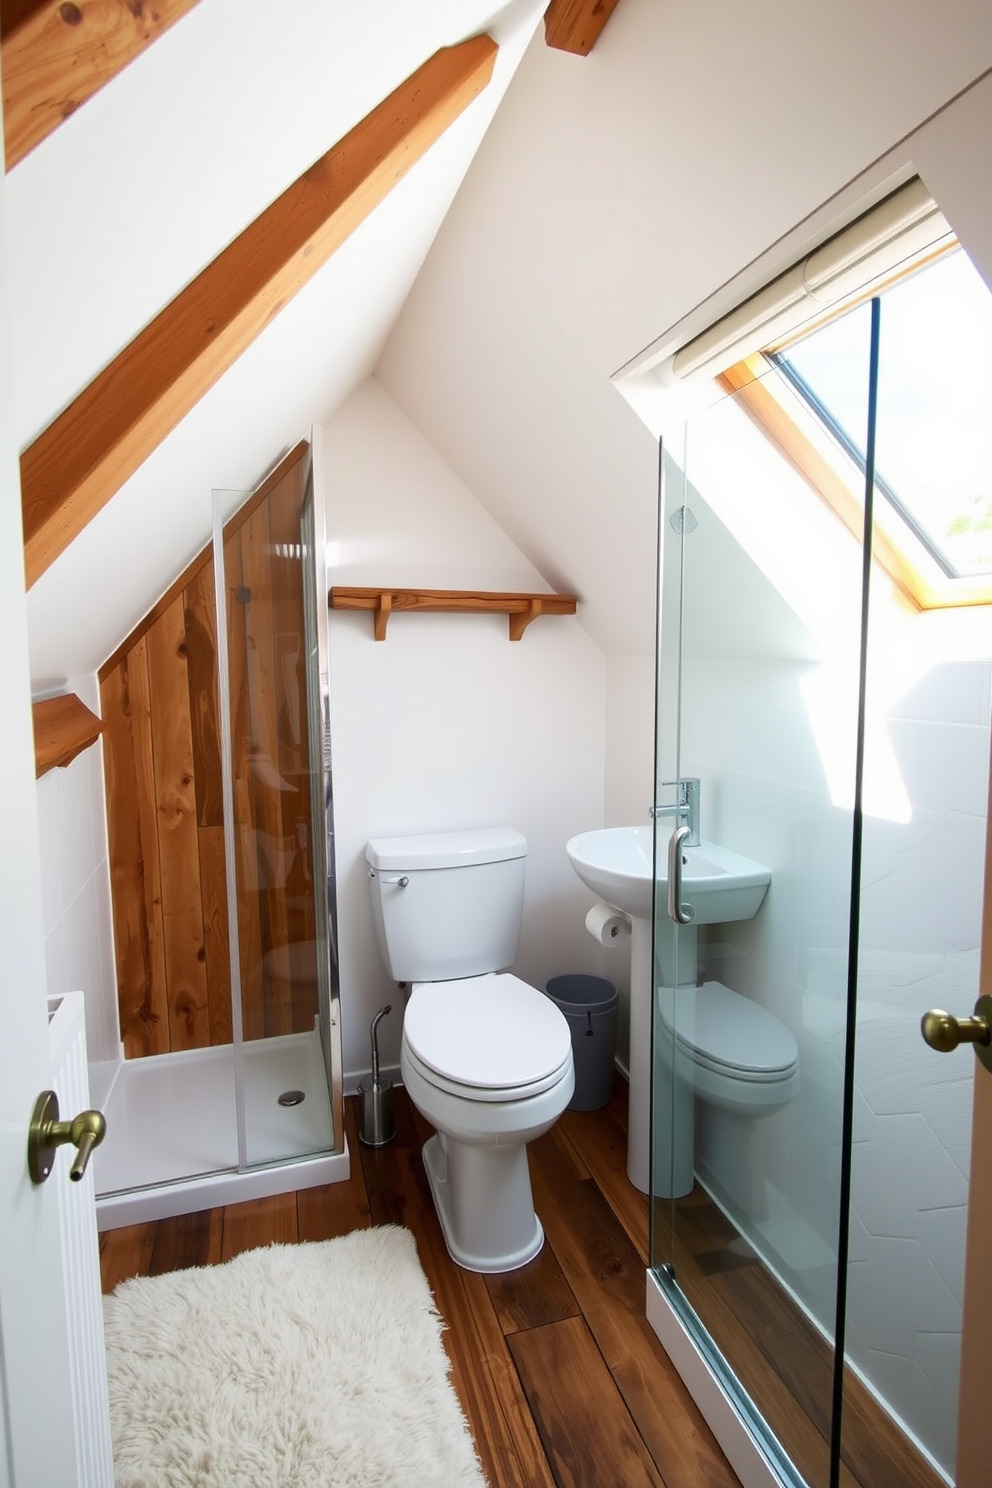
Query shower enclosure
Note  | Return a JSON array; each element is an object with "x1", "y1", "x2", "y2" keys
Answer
[
  {"x1": 95, "y1": 436, "x2": 346, "y2": 1225},
  {"x1": 648, "y1": 266, "x2": 991, "y2": 1486}
]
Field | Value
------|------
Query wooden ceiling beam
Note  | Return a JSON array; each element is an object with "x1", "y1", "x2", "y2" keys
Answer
[
  {"x1": 19, "y1": 32, "x2": 498, "y2": 589},
  {"x1": 544, "y1": 0, "x2": 622, "y2": 56},
  {"x1": 2, "y1": 0, "x2": 203, "y2": 171}
]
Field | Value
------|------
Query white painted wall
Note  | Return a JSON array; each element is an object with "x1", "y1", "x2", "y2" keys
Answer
[
  {"x1": 322, "y1": 378, "x2": 607, "y2": 1079},
  {"x1": 34, "y1": 675, "x2": 121, "y2": 1105}
]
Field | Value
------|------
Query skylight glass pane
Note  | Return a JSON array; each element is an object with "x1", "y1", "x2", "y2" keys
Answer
[{"x1": 778, "y1": 249, "x2": 992, "y2": 579}]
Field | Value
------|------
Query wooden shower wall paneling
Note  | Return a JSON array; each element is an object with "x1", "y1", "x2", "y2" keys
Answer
[
  {"x1": 182, "y1": 559, "x2": 232, "y2": 1048},
  {"x1": 100, "y1": 442, "x2": 317, "y2": 1058},
  {"x1": 224, "y1": 457, "x2": 319, "y2": 1041},
  {"x1": 197, "y1": 821, "x2": 233, "y2": 1049},
  {"x1": 145, "y1": 595, "x2": 211, "y2": 1051},
  {"x1": 222, "y1": 530, "x2": 266, "y2": 1045},
  {"x1": 238, "y1": 501, "x2": 294, "y2": 1039},
  {"x1": 267, "y1": 472, "x2": 320, "y2": 1032},
  {"x1": 183, "y1": 560, "x2": 225, "y2": 831},
  {"x1": 101, "y1": 638, "x2": 170, "y2": 1057}
]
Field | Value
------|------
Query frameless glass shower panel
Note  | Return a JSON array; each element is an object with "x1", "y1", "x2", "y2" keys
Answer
[
  {"x1": 215, "y1": 447, "x2": 336, "y2": 1169},
  {"x1": 650, "y1": 335, "x2": 871, "y2": 1484},
  {"x1": 650, "y1": 427, "x2": 692, "y2": 1259},
  {"x1": 838, "y1": 292, "x2": 989, "y2": 1481}
]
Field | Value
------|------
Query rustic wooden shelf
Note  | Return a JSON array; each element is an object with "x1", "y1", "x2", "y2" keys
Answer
[
  {"x1": 32, "y1": 693, "x2": 104, "y2": 778},
  {"x1": 328, "y1": 587, "x2": 578, "y2": 642}
]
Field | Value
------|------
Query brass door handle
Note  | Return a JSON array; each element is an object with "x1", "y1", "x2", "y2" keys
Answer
[
  {"x1": 921, "y1": 994, "x2": 992, "y2": 1074},
  {"x1": 27, "y1": 1090, "x2": 107, "y2": 1184}
]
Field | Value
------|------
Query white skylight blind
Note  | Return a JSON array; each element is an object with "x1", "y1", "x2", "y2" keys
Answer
[{"x1": 670, "y1": 178, "x2": 953, "y2": 381}]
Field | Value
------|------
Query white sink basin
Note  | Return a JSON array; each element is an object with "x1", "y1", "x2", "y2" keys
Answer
[{"x1": 565, "y1": 825, "x2": 770, "y2": 924}]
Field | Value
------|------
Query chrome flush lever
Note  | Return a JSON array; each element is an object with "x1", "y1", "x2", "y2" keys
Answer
[
  {"x1": 366, "y1": 867, "x2": 409, "y2": 887},
  {"x1": 667, "y1": 824, "x2": 695, "y2": 926}
]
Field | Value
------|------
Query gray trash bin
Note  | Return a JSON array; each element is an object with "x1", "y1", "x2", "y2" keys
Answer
[{"x1": 545, "y1": 974, "x2": 618, "y2": 1111}]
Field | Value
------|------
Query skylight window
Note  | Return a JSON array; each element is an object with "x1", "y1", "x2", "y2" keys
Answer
[
  {"x1": 772, "y1": 248, "x2": 992, "y2": 584},
  {"x1": 719, "y1": 243, "x2": 992, "y2": 611}
]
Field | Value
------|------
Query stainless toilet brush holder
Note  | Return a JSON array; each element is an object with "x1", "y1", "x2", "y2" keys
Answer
[
  {"x1": 357, "y1": 1079, "x2": 395, "y2": 1147},
  {"x1": 358, "y1": 1003, "x2": 395, "y2": 1147}
]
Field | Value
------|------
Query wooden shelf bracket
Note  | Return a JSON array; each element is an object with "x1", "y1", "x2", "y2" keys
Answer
[
  {"x1": 329, "y1": 587, "x2": 578, "y2": 642},
  {"x1": 32, "y1": 693, "x2": 104, "y2": 778},
  {"x1": 508, "y1": 598, "x2": 543, "y2": 642}
]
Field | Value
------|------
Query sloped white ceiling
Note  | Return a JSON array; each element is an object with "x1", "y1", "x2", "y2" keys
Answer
[
  {"x1": 376, "y1": 0, "x2": 992, "y2": 657},
  {"x1": 18, "y1": 0, "x2": 545, "y2": 686}
]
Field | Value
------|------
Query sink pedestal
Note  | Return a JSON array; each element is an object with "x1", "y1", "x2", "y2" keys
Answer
[
  {"x1": 627, "y1": 916, "x2": 698, "y2": 1194},
  {"x1": 627, "y1": 917, "x2": 652, "y2": 1193}
]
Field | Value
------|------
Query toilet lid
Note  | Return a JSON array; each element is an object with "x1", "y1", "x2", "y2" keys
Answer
[
  {"x1": 658, "y1": 982, "x2": 798, "y2": 1079},
  {"x1": 404, "y1": 973, "x2": 572, "y2": 1091}
]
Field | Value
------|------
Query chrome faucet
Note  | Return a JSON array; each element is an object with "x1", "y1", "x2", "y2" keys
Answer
[{"x1": 650, "y1": 778, "x2": 700, "y2": 848}]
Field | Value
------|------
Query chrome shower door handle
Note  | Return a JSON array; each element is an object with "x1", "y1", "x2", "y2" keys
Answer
[{"x1": 667, "y1": 824, "x2": 695, "y2": 925}]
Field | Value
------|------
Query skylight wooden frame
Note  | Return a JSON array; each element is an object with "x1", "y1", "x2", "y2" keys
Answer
[{"x1": 718, "y1": 253, "x2": 992, "y2": 614}]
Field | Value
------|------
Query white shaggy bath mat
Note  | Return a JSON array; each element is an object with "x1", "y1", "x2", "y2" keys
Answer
[{"x1": 103, "y1": 1224, "x2": 487, "y2": 1488}]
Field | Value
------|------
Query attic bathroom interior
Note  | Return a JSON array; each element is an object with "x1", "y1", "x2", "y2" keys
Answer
[{"x1": 8, "y1": 3, "x2": 992, "y2": 1488}]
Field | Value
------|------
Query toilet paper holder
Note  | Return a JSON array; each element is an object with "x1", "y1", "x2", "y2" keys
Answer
[{"x1": 585, "y1": 901, "x2": 631, "y2": 945}]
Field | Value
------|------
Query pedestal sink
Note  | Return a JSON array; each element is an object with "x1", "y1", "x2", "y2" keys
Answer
[{"x1": 565, "y1": 825, "x2": 771, "y2": 1193}]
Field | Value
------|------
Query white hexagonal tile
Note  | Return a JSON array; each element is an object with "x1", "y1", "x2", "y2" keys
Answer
[
  {"x1": 862, "y1": 1343, "x2": 953, "y2": 1477},
  {"x1": 919, "y1": 1075, "x2": 975, "y2": 1178},
  {"x1": 846, "y1": 1235, "x2": 960, "y2": 1358},
  {"x1": 916, "y1": 1206, "x2": 967, "y2": 1306},
  {"x1": 852, "y1": 1113, "x2": 966, "y2": 1238}
]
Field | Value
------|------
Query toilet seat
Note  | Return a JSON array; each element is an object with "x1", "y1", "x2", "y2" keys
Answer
[
  {"x1": 659, "y1": 982, "x2": 799, "y2": 1084},
  {"x1": 403, "y1": 972, "x2": 572, "y2": 1102}
]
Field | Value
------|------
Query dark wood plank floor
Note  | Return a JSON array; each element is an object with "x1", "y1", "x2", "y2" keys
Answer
[
  {"x1": 660, "y1": 1189, "x2": 943, "y2": 1488},
  {"x1": 99, "y1": 1083, "x2": 942, "y2": 1488}
]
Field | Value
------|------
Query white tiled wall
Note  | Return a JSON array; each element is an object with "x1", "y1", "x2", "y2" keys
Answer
[{"x1": 34, "y1": 673, "x2": 121, "y2": 1101}]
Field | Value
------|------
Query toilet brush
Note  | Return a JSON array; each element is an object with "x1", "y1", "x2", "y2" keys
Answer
[{"x1": 358, "y1": 1004, "x2": 395, "y2": 1147}]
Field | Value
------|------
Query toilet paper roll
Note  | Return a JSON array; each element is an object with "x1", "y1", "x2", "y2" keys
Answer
[{"x1": 585, "y1": 901, "x2": 631, "y2": 946}]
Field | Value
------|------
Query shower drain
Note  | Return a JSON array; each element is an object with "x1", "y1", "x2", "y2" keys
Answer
[{"x1": 277, "y1": 1089, "x2": 306, "y2": 1107}]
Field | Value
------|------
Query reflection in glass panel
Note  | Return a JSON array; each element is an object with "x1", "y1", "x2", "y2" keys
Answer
[{"x1": 218, "y1": 448, "x2": 335, "y2": 1170}]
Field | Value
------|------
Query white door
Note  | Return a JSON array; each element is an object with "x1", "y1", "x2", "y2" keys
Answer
[{"x1": 0, "y1": 168, "x2": 84, "y2": 1487}]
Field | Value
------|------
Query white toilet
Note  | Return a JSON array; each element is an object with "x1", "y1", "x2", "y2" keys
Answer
[
  {"x1": 365, "y1": 827, "x2": 574, "y2": 1274},
  {"x1": 656, "y1": 981, "x2": 799, "y2": 1206}
]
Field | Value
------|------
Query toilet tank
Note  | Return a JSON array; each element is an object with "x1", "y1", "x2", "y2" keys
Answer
[{"x1": 365, "y1": 827, "x2": 526, "y2": 982}]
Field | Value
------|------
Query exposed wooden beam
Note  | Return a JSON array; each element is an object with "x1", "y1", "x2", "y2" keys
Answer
[
  {"x1": 544, "y1": 0, "x2": 622, "y2": 56},
  {"x1": 2, "y1": 0, "x2": 203, "y2": 171},
  {"x1": 20, "y1": 33, "x2": 498, "y2": 589}
]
